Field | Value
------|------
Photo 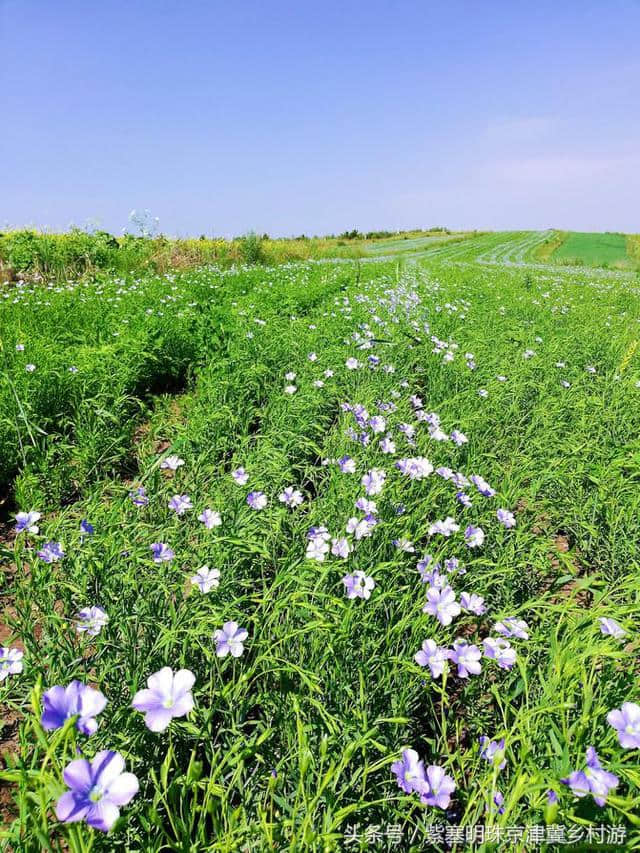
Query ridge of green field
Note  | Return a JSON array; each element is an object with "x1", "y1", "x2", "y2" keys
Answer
[
  {"x1": 551, "y1": 232, "x2": 633, "y2": 268},
  {"x1": 0, "y1": 262, "x2": 361, "y2": 509},
  {"x1": 420, "y1": 231, "x2": 528, "y2": 263},
  {"x1": 362, "y1": 233, "x2": 474, "y2": 256}
]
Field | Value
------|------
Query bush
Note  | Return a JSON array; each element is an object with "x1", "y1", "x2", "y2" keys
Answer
[{"x1": 238, "y1": 232, "x2": 265, "y2": 265}]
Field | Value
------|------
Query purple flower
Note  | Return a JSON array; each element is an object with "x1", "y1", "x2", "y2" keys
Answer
[
  {"x1": 416, "y1": 553, "x2": 436, "y2": 577},
  {"x1": 391, "y1": 748, "x2": 425, "y2": 794},
  {"x1": 355, "y1": 497, "x2": 377, "y2": 514},
  {"x1": 132, "y1": 667, "x2": 195, "y2": 732},
  {"x1": 547, "y1": 789, "x2": 559, "y2": 805},
  {"x1": 494, "y1": 617, "x2": 529, "y2": 640},
  {"x1": 464, "y1": 525, "x2": 485, "y2": 548},
  {"x1": 168, "y1": 494, "x2": 193, "y2": 515},
  {"x1": 232, "y1": 467, "x2": 249, "y2": 485},
  {"x1": 418, "y1": 765, "x2": 456, "y2": 809},
  {"x1": 41, "y1": 681, "x2": 107, "y2": 735},
  {"x1": 198, "y1": 508, "x2": 222, "y2": 529},
  {"x1": 160, "y1": 455, "x2": 184, "y2": 471},
  {"x1": 479, "y1": 736, "x2": 506, "y2": 769},
  {"x1": 562, "y1": 747, "x2": 618, "y2": 806},
  {"x1": 306, "y1": 535, "x2": 330, "y2": 561},
  {"x1": 444, "y1": 557, "x2": 461, "y2": 574},
  {"x1": 76, "y1": 606, "x2": 108, "y2": 636},
  {"x1": 397, "y1": 423, "x2": 416, "y2": 441},
  {"x1": 38, "y1": 541, "x2": 65, "y2": 563},
  {"x1": 361, "y1": 468, "x2": 386, "y2": 495},
  {"x1": 470, "y1": 475, "x2": 496, "y2": 497},
  {"x1": 0, "y1": 647, "x2": 23, "y2": 680},
  {"x1": 150, "y1": 542, "x2": 174, "y2": 563},
  {"x1": 15, "y1": 510, "x2": 41, "y2": 534},
  {"x1": 247, "y1": 491, "x2": 267, "y2": 510},
  {"x1": 55, "y1": 750, "x2": 138, "y2": 832},
  {"x1": 436, "y1": 466, "x2": 454, "y2": 480},
  {"x1": 395, "y1": 457, "x2": 433, "y2": 480},
  {"x1": 607, "y1": 702, "x2": 640, "y2": 749},
  {"x1": 279, "y1": 486, "x2": 303, "y2": 508},
  {"x1": 483, "y1": 637, "x2": 517, "y2": 669},
  {"x1": 487, "y1": 790, "x2": 505, "y2": 814},
  {"x1": 450, "y1": 430, "x2": 468, "y2": 446},
  {"x1": 456, "y1": 491, "x2": 473, "y2": 508},
  {"x1": 428, "y1": 425, "x2": 449, "y2": 442},
  {"x1": 452, "y1": 472, "x2": 470, "y2": 488},
  {"x1": 449, "y1": 640, "x2": 482, "y2": 678},
  {"x1": 379, "y1": 436, "x2": 396, "y2": 454},
  {"x1": 129, "y1": 487, "x2": 149, "y2": 507},
  {"x1": 414, "y1": 640, "x2": 449, "y2": 678},
  {"x1": 346, "y1": 515, "x2": 377, "y2": 540},
  {"x1": 423, "y1": 586, "x2": 460, "y2": 626},
  {"x1": 369, "y1": 415, "x2": 386, "y2": 434},
  {"x1": 214, "y1": 621, "x2": 248, "y2": 657},
  {"x1": 342, "y1": 571, "x2": 375, "y2": 600},
  {"x1": 429, "y1": 517, "x2": 460, "y2": 537},
  {"x1": 460, "y1": 592, "x2": 486, "y2": 615},
  {"x1": 190, "y1": 565, "x2": 220, "y2": 593},
  {"x1": 80, "y1": 519, "x2": 94, "y2": 537},
  {"x1": 393, "y1": 538, "x2": 415, "y2": 553},
  {"x1": 599, "y1": 617, "x2": 625, "y2": 640},
  {"x1": 420, "y1": 566, "x2": 447, "y2": 588},
  {"x1": 338, "y1": 456, "x2": 356, "y2": 474},
  {"x1": 497, "y1": 508, "x2": 516, "y2": 528},
  {"x1": 331, "y1": 537, "x2": 352, "y2": 558}
]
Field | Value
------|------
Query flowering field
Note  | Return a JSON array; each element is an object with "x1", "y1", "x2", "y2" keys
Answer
[{"x1": 1, "y1": 244, "x2": 640, "y2": 850}]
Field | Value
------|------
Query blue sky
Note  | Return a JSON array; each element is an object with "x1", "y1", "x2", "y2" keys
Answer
[{"x1": 2, "y1": 0, "x2": 639, "y2": 236}]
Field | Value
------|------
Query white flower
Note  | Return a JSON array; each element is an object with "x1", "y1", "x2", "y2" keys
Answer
[{"x1": 191, "y1": 566, "x2": 220, "y2": 593}]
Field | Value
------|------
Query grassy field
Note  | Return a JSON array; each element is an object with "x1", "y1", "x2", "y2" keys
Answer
[
  {"x1": 551, "y1": 232, "x2": 632, "y2": 268},
  {"x1": 1, "y1": 238, "x2": 640, "y2": 850}
]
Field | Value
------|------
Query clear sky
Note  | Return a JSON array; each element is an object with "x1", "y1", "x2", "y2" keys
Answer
[{"x1": 2, "y1": 0, "x2": 639, "y2": 237}]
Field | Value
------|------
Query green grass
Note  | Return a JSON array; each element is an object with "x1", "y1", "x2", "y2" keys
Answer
[
  {"x1": 1, "y1": 252, "x2": 640, "y2": 850},
  {"x1": 552, "y1": 232, "x2": 631, "y2": 268}
]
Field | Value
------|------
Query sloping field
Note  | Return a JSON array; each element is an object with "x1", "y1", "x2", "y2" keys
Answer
[
  {"x1": 552, "y1": 232, "x2": 631, "y2": 267},
  {"x1": 1, "y1": 255, "x2": 640, "y2": 849}
]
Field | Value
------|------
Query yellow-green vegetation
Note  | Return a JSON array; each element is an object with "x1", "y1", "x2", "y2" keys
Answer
[
  {"x1": 0, "y1": 229, "x2": 369, "y2": 281},
  {"x1": 626, "y1": 234, "x2": 640, "y2": 263},
  {"x1": 534, "y1": 230, "x2": 568, "y2": 261}
]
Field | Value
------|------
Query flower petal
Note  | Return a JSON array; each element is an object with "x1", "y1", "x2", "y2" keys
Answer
[
  {"x1": 132, "y1": 687, "x2": 160, "y2": 712},
  {"x1": 62, "y1": 759, "x2": 93, "y2": 794},
  {"x1": 106, "y1": 772, "x2": 139, "y2": 806},
  {"x1": 145, "y1": 707, "x2": 174, "y2": 732},
  {"x1": 93, "y1": 751, "x2": 124, "y2": 789},
  {"x1": 56, "y1": 791, "x2": 90, "y2": 823},
  {"x1": 147, "y1": 666, "x2": 173, "y2": 695},
  {"x1": 172, "y1": 669, "x2": 195, "y2": 697},
  {"x1": 86, "y1": 800, "x2": 120, "y2": 832}
]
